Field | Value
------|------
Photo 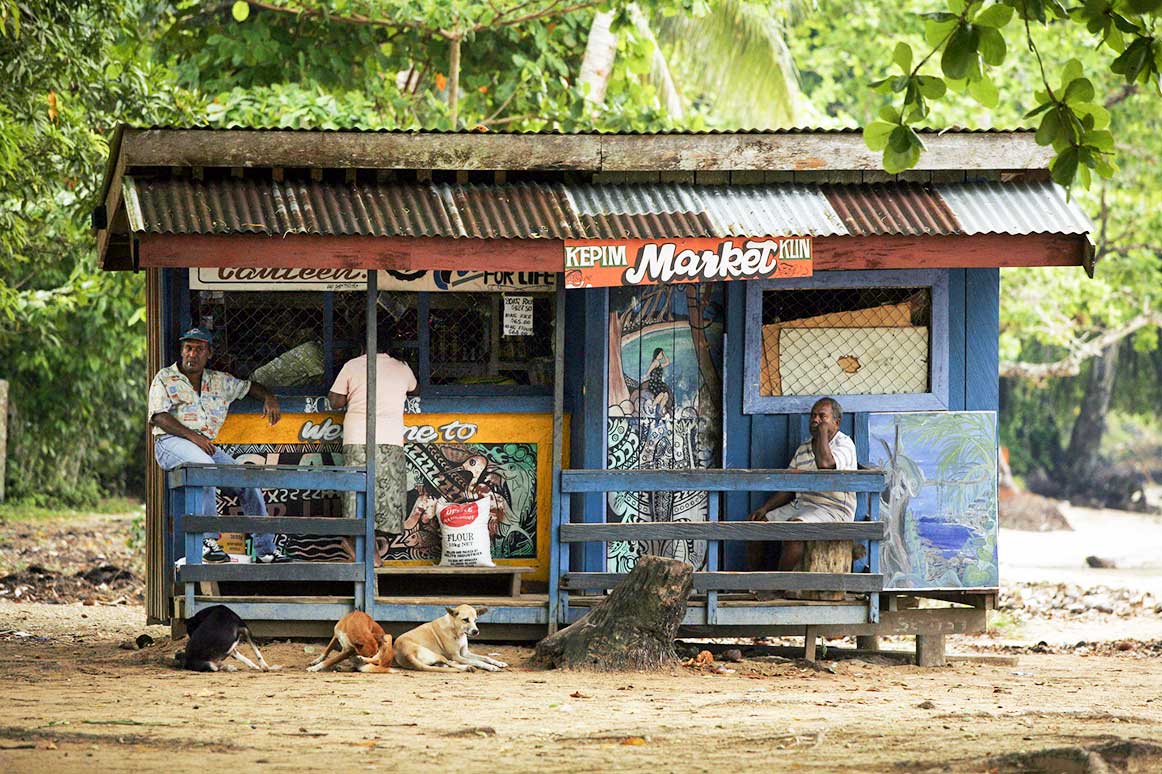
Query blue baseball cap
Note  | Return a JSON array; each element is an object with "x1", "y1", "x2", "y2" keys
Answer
[{"x1": 179, "y1": 327, "x2": 214, "y2": 343}]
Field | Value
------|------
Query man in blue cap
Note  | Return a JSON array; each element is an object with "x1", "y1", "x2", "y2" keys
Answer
[{"x1": 147, "y1": 327, "x2": 288, "y2": 563}]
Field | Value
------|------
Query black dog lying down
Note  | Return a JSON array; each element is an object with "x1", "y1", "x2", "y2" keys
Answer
[{"x1": 176, "y1": 604, "x2": 272, "y2": 672}]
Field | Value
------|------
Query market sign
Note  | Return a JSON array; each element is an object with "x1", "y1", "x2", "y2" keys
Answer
[
  {"x1": 189, "y1": 268, "x2": 556, "y2": 292},
  {"x1": 563, "y1": 237, "x2": 812, "y2": 289}
]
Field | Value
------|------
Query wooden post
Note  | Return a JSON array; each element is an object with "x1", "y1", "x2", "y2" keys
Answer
[
  {"x1": 0, "y1": 379, "x2": 7, "y2": 503},
  {"x1": 362, "y1": 271, "x2": 378, "y2": 613},
  {"x1": 915, "y1": 634, "x2": 947, "y2": 667},
  {"x1": 803, "y1": 625, "x2": 818, "y2": 662}
]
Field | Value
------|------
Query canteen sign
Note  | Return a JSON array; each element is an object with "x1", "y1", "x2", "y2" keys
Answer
[{"x1": 562, "y1": 237, "x2": 812, "y2": 289}]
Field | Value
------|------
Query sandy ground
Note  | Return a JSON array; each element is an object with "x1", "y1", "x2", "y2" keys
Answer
[
  {"x1": 2, "y1": 509, "x2": 1162, "y2": 772},
  {"x1": 1, "y1": 599, "x2": 1160, "y2": 774}
]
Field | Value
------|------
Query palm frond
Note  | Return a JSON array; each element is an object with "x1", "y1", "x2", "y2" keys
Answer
[{"x1": 653, "y1": 0, "x2": 813, "y2": 128}]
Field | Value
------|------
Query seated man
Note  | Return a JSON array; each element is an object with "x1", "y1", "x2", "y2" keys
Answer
[
  {"x1": 148, "y1": 327, "x2": 287, "y2": 563},
  {"x1": 747, "y1": 397, "x2": 857, "y2": 572}
]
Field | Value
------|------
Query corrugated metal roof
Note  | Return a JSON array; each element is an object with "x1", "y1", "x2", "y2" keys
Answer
[
  {"x1": 122, "y1": 177, "x2": 1092, "y2": 240},
  {"x1": 825, "y1": 184, "x2": 960, "y2": 236},
  {"x1": 938, "y1": 181, "x2": 1091, "y2": 235}
]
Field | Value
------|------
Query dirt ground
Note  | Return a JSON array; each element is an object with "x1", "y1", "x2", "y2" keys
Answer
[{"x1": 2, "y1": 513, "x2": 1161, "y2": 772}]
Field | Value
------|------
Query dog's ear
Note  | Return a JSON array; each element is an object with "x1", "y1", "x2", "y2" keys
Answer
[
  {"x1": 474, "y1": 606, "x2": 489, "y2": 616},
  {"x1": 445, "y1": 606, "x2": 457, "y2": 616}
]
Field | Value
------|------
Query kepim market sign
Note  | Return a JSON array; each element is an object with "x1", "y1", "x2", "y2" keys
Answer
[{"x1": 563, "y1": 237, "x2": 813, "y2": 289}]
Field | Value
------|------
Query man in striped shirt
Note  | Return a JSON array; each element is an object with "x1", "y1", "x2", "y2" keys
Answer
[{"x1": 747, "y1": 397, "x2": 857, "y2": 572}]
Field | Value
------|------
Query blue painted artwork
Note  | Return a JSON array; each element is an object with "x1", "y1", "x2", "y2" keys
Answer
[{"x1": 868, "y1": 411, "x2": 999, "y2": 590}]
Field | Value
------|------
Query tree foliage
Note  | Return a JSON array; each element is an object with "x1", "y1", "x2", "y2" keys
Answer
[
  {"x1": 0, "y1": 1, "x2": 199, "y2": 504},
  {"x1": 863, "y1": 0, "x2": 1161, "y2": 189}
]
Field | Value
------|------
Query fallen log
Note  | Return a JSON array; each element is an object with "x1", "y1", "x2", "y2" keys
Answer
[{"x1": 535, "y1": 555, "x2": 692, "y2": 671}]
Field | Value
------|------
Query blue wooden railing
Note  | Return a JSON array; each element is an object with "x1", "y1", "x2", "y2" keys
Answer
[
  {"x1": 552, "y1": 468, "x2": 886, "y2": 627},
  {"x1": 167, "y1": 463, "x2": 369, "y2": 620}
]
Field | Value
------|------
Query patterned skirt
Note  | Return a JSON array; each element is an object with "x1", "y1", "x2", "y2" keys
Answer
[{"x1": 341, "y1": 443, "x2": 407, "y2": 534}]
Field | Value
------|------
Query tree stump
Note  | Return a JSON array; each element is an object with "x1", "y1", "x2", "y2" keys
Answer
[
  {"x1": 795, "y1": 540, "x2": 853, "y2": 601},
  {"x1": 535, "y1": 555, "x2": 692, "y2": 671}
]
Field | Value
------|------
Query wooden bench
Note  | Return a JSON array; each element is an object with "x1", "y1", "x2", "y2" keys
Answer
[
  {"x1": 556, "y1": 467, "x2": 886, "y2": 660},
  {"x1": 375, "y1": 565, "x2": 534, "y2": 598}
]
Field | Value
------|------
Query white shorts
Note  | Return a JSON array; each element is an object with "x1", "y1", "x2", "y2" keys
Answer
[{"x1": 764, "y1": 501, "x2": 849, "y2": 524}]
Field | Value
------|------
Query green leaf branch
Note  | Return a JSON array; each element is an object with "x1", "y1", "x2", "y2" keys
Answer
[{"x1": 866, "y1": 0, "x2": 1160, "y2": 187}]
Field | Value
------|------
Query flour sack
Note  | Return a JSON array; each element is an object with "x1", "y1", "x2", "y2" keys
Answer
[{"x1": 437, "y1": 496, "x2": 495, "y2": 567}]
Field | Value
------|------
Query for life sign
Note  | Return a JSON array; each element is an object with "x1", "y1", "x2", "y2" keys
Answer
[
  {"x1": 503, "y1": 295, "x2": 534, "y2": 336},
  {"x1": 563, "y1": 236, "x2": 813, "y2": 289}
]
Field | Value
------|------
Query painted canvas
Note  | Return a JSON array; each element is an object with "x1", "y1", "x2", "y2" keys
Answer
[
  {"x1": 606, "y1": 284, "x2": 723, "y2": 572},
  {"x1": 868, "y1": 411, "x2": 999, "y2": 590}
]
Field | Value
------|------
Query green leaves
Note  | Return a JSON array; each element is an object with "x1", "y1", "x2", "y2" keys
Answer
[
  {"x1": 863, "y1": 0, "x2": 1155, "y2": 187},
  {"x1": 864, "y1": 107, "x2": 926, "y2": 173},
  {"x1": 941, "y1": 23, "x2": 980, "y2": 80}
]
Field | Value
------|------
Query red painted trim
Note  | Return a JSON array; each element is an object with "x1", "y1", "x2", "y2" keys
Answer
[
  {"x1": 137, "y1": 234, "x2": 562, "y2": 272},
  {"x1": 137, "y1": 233, "x2": 1087, "y2": 272}
]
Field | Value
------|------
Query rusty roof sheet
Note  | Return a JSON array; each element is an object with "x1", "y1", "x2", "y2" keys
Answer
[{"x1": 122, "y1": 177, "x2": 1092, "y2": 240}]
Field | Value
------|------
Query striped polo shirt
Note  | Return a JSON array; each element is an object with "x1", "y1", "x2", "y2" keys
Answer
[{"x1": 790, "y1": 430, "x2": 858, "y2": 520}]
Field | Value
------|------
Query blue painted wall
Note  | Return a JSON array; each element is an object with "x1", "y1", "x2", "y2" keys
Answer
[{"x1": 716, "y1": 268, "x2": 999, "y2": 570}]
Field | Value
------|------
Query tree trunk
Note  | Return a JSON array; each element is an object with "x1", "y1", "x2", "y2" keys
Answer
[
  {"x1": 578, "y1": 11, "x2": 617, "y2": 105},
  {"x1": 448, "y1": 36, "x2": 461, "y2": 129},
  {"x1": 0, "y1": 379, "x2": 7, "y2": 503},
  {"x1": 1061, "y1": 339, "x2": 1121, "y2": 485},
  {"x1": 535, "y1": 555, "x2": 692, "y2": 671}
]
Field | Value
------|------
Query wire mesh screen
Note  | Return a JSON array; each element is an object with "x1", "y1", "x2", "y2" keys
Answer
[
  {"x1": 192, "y1": 291, "x2": 329, "y2": 389},
  {"x1": 188, "y1": 290, "x2": 555, "y2": 390},
  {"x1": 427, "y1": 293, "x2": 555, "y2": 386},
  {"x1": 759, "y1": 287, "x2": 932, "y2": 396}
]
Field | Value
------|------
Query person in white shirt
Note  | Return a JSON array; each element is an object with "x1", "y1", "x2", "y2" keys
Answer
[
  {"x1": 747, "y1": 397, "x2": 858, "y2": 572},
  {"x1": 328, "y1": 346, "x2": 418, "y2": 534}
]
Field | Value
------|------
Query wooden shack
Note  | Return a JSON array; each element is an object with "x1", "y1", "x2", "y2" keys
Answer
[{"x1": 95, "y1": 127, "x2": 1093, "y2": 663}]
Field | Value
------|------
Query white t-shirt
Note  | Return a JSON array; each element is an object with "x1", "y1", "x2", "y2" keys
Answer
[
  {"x1": 789, "y1": 430, "x2": 859, "y2": 520},
  {"x1": 330, "y1": 354, "x2": 417, "y2": 446}
]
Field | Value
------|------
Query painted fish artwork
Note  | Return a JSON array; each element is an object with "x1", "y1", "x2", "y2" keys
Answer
[{"x1": 868, "y1": 411, "x2": 999, "y2": 590}]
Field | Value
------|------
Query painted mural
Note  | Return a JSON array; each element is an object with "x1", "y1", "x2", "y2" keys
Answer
[
  {"x1": 385, "y1": 441, "x2": 538, "y2": 562},
  {"x1": 607, "y1": 284, "x2": 724, "y2": 572},
  {"x1": 213, "y1": 412, "x2": 555, "y2": 579},
  {"x1": 868, "y1": 411, "x2": 999, "y2": 590}
]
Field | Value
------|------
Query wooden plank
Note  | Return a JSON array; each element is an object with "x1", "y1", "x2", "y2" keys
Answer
[
  {"x1": 814, "y1": 233, "x2": 1087, "y2": 270},
  {"x1": 812, "y1": 607, "x2": 988, "y2": 637},
  {"x1": 183, "y1": 516, "x2": 365, "y2": 535},
  {"x1": 966, "y1": 268, "x2": 1000, "y2": 411},
  {"x1": 138, "y1": 234, "x2": 564, "y2": 273},
  {"x1": 167, "y1": 464, "x2": 366, "y2": 492},
  {"x1": 374, "y1": 594, "x2": 548, "y2": 606},
  {"x1": 137, "y1": 232, "x2": 1087, "y2": 273},
  {"x1": 179, "y1": 562, "x2": 364, "y2": 582},
  {"x1": 563, "y1": 571, "x2": 883, "y2": 592},
  {"x1": 120, "y1": 128, "x2": 1048, "y2": 174},
  {"x1": 560, "y1": 468, "x2": 885, "y2": 493},
  {"x1": 124, "y1": 128, "x2": 604, "y2": 171},
  {"x1": 561, "y1": 520, "x2": 883, "y2": 542},
  {"x1": 374, "y1": 565, "x2": 533, "y2": 575},
  {"x1": 599, "y1": 132, "x2": 1050, "y2": 172}
]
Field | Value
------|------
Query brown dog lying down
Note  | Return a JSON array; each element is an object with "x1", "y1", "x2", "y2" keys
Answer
[
  {"x1": 392, "y1": 604, "x2": 508, "y2": 672},
  {"x1": 307, "y1": 611, "x2": 395, "y2": 673}
]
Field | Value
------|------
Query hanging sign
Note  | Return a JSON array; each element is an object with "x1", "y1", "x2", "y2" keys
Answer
[
  {"x1": 503, "y1": 296, "x2": 534, "y2": 336},
  {"x1": 562, "y1": 236, "x2": 812, "y2": 289},
  {"x1": 190, "y1": 268, "x2": 556, "y2": 292}
]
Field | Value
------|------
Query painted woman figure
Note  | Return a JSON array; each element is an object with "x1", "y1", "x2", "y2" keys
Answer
[{"x1": 643, "y1": 347, "x2": 673, "y2": 417}]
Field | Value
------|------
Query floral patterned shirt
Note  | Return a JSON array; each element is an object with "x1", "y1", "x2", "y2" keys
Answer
[{"x1": 147, "y1": 363, "x2": 251, "y2": 440}]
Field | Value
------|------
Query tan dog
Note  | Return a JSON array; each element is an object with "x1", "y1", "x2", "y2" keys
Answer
[
  {"x1": 307, "y1": 611, "x2": 395, "y2": 673},
  {"x1": 393, "y1": 604, "x2": 508, "y2": 672}
]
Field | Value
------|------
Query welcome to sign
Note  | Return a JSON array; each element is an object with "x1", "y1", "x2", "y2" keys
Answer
[{"x1": 563, "y1": 236, "x2": 813, "y2": 289}]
